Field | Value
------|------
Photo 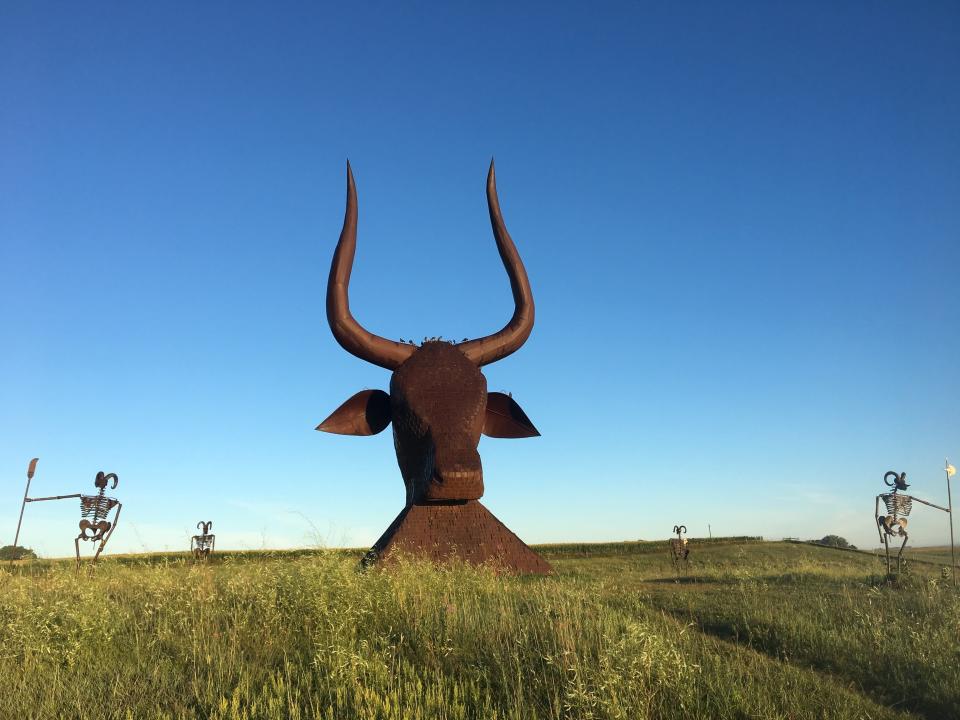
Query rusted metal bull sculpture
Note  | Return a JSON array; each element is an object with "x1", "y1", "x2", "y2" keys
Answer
[{"x1": 317, "y1": 161, "x2": 551, "y2": 573}]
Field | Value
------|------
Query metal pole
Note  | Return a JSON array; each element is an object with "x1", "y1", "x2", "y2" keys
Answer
[
  {"x1": 13, "y1": 458, "x2": 39, "y2": 549},
  {"x1": 947, "y1": 459, "x2": 956, "y2": 588},
  {"x1": 708, "y1": 524, "x2": 712, "y2": 539}
]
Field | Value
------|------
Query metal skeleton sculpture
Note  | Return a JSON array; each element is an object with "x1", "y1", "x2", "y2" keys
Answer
[
  {"x1": 317, "y1": 161, "x2": 551, "y2": 573},
  {"x1": 76, "y1": 472, "x2": 122, "y2": 566},
  {"x1": 191, "y1": 521, "x2": 215, "y2": 558},
  {"x1": 13, "y1": 459, "x2": 122, "y2": 568},
  {"x1": 875, "y1": 470, "x2": 949, "y2": 575},
  {"x1": 670, "y1": 524, "x2": 689, "y2": 566}
]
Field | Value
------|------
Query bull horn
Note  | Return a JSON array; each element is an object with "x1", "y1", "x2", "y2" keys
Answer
[
  {"x1": 458, "y1": 160, "x2": 534, "y2": 366},
  {"x1": 327, "y1": 162, "x2": 416, "y2": 370}
]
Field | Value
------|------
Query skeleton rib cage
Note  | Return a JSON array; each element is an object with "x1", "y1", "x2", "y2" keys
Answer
[
  {"x1": 80, "y1": 493, "x2": 119, "y2": 524},
  {"x1": 191, "y1": 521, "x2": 215, "y2": 557},
  {"x1": 880, "y1": 493, "x2": 912, "y2": 520},
  {"x1": 192, "y1": 534, "x2": 214, "y2": 552}
]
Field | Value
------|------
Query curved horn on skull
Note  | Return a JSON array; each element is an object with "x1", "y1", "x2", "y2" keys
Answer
[
  {"x1": 326, "y1": 162, "x2": 416, "y2": 370},
  {"x1": 458, "y1": 160, "x2": 535, "y2": 366}
]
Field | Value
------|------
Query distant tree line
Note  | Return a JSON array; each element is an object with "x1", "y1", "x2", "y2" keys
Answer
[
  {"x1": 0, "y1": 545, "x2": 36, "y2": 560},
  {"x1": 813, "y1": 535, "x2": 856, "y2": 550}
]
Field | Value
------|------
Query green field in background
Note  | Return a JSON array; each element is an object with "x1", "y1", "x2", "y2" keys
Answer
[{"x1": 2, "y1": 540, "x2": 957, "y2": 719}]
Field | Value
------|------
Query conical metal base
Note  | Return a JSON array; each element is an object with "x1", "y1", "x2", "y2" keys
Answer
[{"x1": 365, "y1": 500, "x2": 551, "y2": 574}]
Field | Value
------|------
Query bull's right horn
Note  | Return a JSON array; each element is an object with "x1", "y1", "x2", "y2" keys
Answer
[{"x1": 458, "y1": 160, "x2": 535, "y2": 366}]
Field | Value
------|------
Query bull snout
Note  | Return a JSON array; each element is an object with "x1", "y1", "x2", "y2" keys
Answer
[{"x1": 424, "y1": 446, "x2": 483, "y2": 502}]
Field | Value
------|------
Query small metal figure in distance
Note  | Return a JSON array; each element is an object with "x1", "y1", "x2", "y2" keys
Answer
[
  {"x1": 670, "y1": 524, "x2": 689, "y2": 567},
  {"x1": 191, "y1": 521, "x2": 215, "y2": 559}
]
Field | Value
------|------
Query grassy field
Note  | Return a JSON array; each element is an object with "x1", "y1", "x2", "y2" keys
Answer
[
  {"x1": 1, "y1": 540, "x2": 957, "y2": 720},
  {"x1": 900, "y1": 545, "x2": 959, "y2": 568}
]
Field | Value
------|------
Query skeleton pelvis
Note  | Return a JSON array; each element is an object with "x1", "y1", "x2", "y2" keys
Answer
[
  {"x1": 79, "y1": 519, "x2": 111, "y2": 540},
  {"x1": 878, "y1": 515, "x2": 907, "y2": 536}
]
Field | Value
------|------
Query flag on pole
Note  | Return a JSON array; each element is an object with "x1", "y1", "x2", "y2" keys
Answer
[{"x1": 948, "y1": 463, "x2": 957, "y2": 478}]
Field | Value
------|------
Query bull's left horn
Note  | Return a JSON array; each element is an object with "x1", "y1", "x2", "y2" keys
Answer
[
  {"x1": 458, "y1": 160, "x2": 534, "y2": 366},
  {"x1": 327, "y1": 162, "x2": 416, "y2": 370}
]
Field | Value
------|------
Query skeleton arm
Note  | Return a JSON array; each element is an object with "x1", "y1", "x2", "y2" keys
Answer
[
  {"x1": 910, "y1": 495, "x2": 950, "y2": 513},
  {"x1": 89, "y1": 503, "x2": 121, "y2": 564},
  {"x1": 101, "y1": 503, "x2": 121, "y2": 548},
  {"x1": 875, "y1": 495, "x2": 884, "y2": 542},
  {"x1": 25, "y1": 493, "x2": 82, "y2": 503}
]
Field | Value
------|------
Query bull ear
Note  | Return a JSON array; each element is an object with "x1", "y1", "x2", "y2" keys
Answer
[
  {"x1": 482, "y1": 392, "x2": 540, "y2": 438},
  {"x1": 317, "y1": 390, "x2": 392, "y2": 435}
]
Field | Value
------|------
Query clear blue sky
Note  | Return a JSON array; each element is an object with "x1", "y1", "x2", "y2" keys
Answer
[{"x1": 2, "y1": 2, "x2": 958, "y2": 556}]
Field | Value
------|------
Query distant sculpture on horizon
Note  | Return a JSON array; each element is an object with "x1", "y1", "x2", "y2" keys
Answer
[
  {"x1": 191, "y1": 521, "x2": 215, "y2": 559},
  {"x1": 670, "y1": 524, "x2": 689, "y2": 566},
  {"x1": 316, "y1": 160, "x2": 551, "y2": 573}
]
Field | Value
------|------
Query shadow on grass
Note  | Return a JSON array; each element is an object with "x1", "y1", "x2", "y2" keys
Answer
[
  {"x1": 653, "y1": 604, "x2": 952, "y2": 720},
  {"x1": 645, "y1": 575, "x2": 722, "y2": 585}
]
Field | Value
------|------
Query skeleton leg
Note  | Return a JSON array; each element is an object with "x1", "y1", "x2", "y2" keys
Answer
[
  {"x1": 897, "y1": 529, "x2": 908, "y2": 574},
  {"x1": 883, "y1": 534, "x2": 891, "y2": 575},
  {"x1": 74, "y1": 535, "x2": 81, "y2": 570}
]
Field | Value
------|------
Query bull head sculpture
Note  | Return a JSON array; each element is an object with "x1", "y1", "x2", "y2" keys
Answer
[{"x1": 317, "y1": 160, "x2": 539, "y2": 506}]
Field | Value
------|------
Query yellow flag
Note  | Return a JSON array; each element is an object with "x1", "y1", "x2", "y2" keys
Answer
[{"x1": 948, "y1": 464, "x2": 957, "y2": 478}]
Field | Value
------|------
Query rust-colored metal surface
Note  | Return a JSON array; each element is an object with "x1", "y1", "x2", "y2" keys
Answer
[
  {"x1": 670, "y1": 524, "x2": 689, "y2": 565},
  {"x1": 191, "y1": 521, "x2": 215, "y2": 559},
  {"x1": 366, "y1": 501, "x2": 551, "y2": 574},
  {"x1": 318, "y1": 161, "x2": 550, "y2": 574},
  {"x1": 16, "y1": 461, "x2": 122, "y2": 567},
  {"x1": 12, "y1": 457, "x2": 40, "y2": 551},
  {"x1": 75, "y1": 471, "x2": 122, "y2": 568}
]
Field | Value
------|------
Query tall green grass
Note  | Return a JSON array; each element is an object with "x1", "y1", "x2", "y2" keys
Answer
[
  {"x1": 557, "y1": 542, "x2": 958, "y2": 719},
  {"x1": 671, "y1": 571, "x2": 958, "y2": 717},
  {"x1": 2, "y1": 554, "x2": 699, "y2": 719},
  {"x1": 1, "y1": 542, "x2": 952, "y2": 719}
]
